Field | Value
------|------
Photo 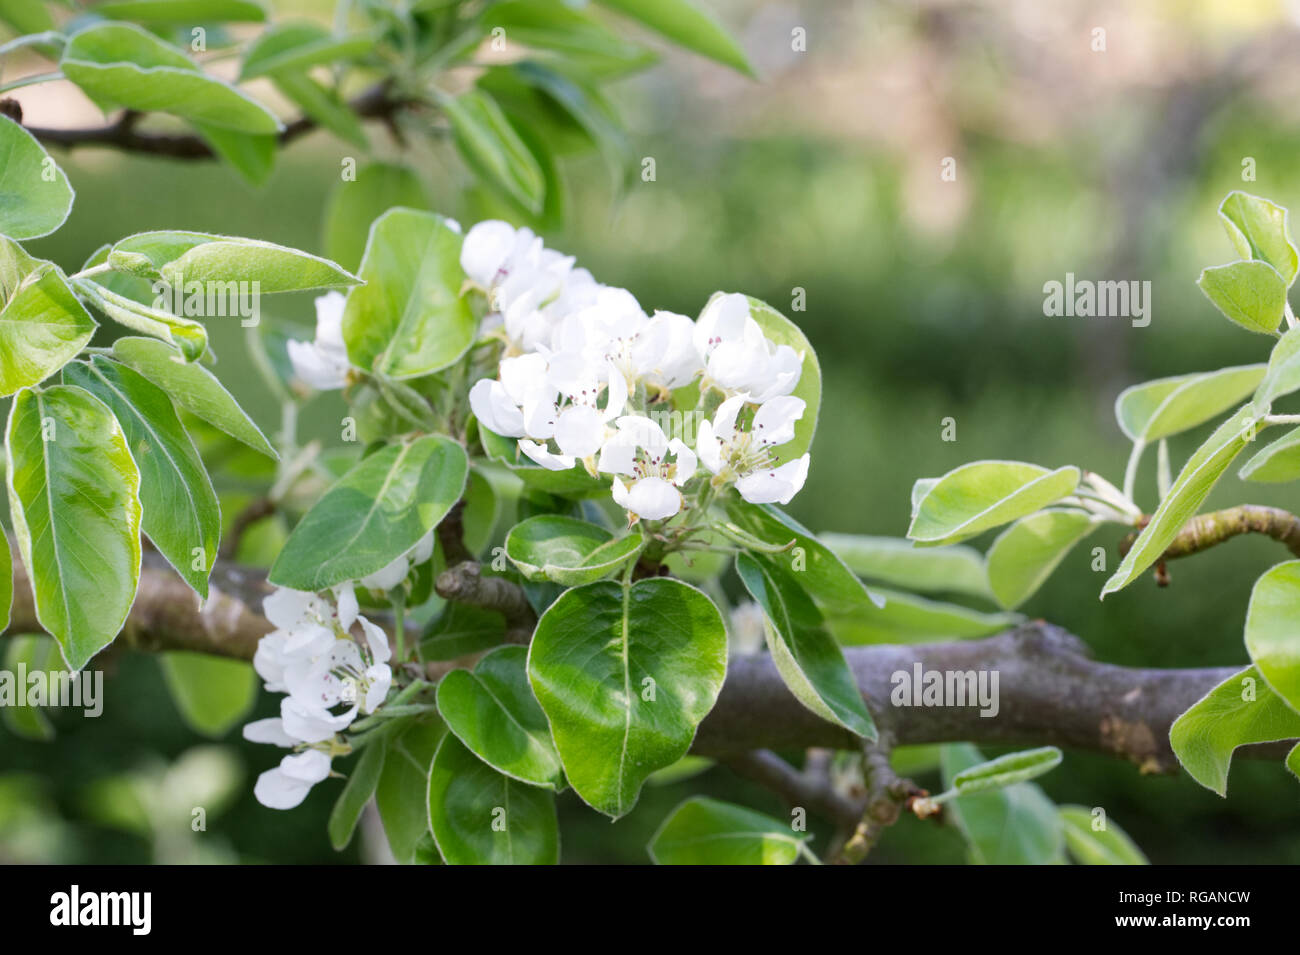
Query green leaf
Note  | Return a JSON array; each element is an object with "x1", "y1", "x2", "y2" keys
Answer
[
  {"x1": 950, "y1": 746, "x2": 1062, "y2": 796},
  {"x1": 986, "y1": 509, "x2": 1097, "y2": 610},
  {"x1": 6, "y1": 385, "x2": 142, "y2": 670},
  {"x1": 825, "y1": 588, "x2": 1019, "y2": 645},
  {"x1": 269, "y1": 435, "x2": 468, "y2": 591},
  {"x1": 1059, "y1": 805, "x2": 1148, "y2": 865},
  {"x1": 95, "y1": 0, "x2": 268, "y2": 23},
  {"x1": 648, "y1": 797, "x2": 805, "y2": 865},
  {"x1": 375, "y1": 718, "x2": 445, "y2": 864},
  {"x1": 272, "y1": 72, "x2": 367, "y2": 149},
  {"x1": 724, "y1": 500, "x2": 881, "y2": 614},
  {"x1": 159, "y1": 652, "x2": 256, "y2": 738},
  {"x1": 109, "y1": 231, "x2": 359, "y2": 294},
  {"x1": 1169, "y1": 666, "x2": 1300, "y2": 796},
  {"x1": 437, "y1": 646, "x2": 564, "y2": 789},
  {"x1": 1114, "y1": 364, "x2": 1267, "y2": 443},
  {"x1": 111, "y1": 336, "x2": 275, "y2": 458},
  {"x1": 0, "y1": 238, "x2": 97, "y2": 396},
  {"x1": 1102, "y1": 405, "x2": 1258, "y2": 598},
  {"x1": 1239, "y1": 425, "x2": 1300, "y2": 482},
  {"x1": 73, "y1": 278, "x2": 207, "y2": 362},
  {"x1": 443, "y1": 89, "x2": 546, "y2": 215},
  {"x1": 239, "y1": 21, "x2": 373, "y2": 80},
  {"x1": 0, "y1": 116, "x2": 74, "y2": 240},
  {"x1": 191, "y1": 123, "x2": 277, "y2": 186},
  {"x1": 505, "y1": 515, "x2": 643, "y2": 586},
  {"x1": 482, "y1": 1, "x2": 654, "y2": 74},
  {"x1": 735, "y1": 552, "x2": 875, "y2": 739},
  {"x1": 419, "y1": 604, "x2": 506, "y2": 662},
  {"x1": 820, "y1": 533, "x2": 992, "y2": 600},
  {"x1": 328, "y1": 741, "x2": 386, "y2": 852},
  {"x1": 527, "y1": 577, "x2": 727, "y2": 818},
  {"x1": 61, "y1": 23, "x2": 280, "y2": 135},
  {"x1": 1197, "y1": 261, "x2": 1287, "y2": 336},
  {"x1": 342, "y1": 208, "x2": 477, "y2": 380},
  {"x1": 1219, "y1": 191, "x2": 1299, "y2": 286},
  {"x1": 1, "y1": 634, "x2": 59, "y2": 741},
  {"x1": 427, "y1": 733, "x2": 559, "y2": 865},
  {"x1": 594, "y1": 0, "x2": 754, "y2": 76},
  {"x1": 0, "y1": 0, "x2": 55, "y2": 34},
  {"x1": 908, "y1": 461, "x2": 1081, "y2": 546},
  {"x1": 323, "y1": 162, "x2": 431, "y2": 274},
  {"x1": 1253, "y1": 322, "x2": 1300, "y2": 409},
  {"x1": 940, "y1": 743, "x2": 1064, "y2": 865},
  {"x1": 1243, "y1": 560, "x2": 1300, "y2": 713},
  {"x1": 64, "y1": 357, "x2": 220, "y2": 596}
]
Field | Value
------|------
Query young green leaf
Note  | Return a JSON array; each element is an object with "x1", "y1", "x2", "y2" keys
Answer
[
  {"x1": 482, "y1": 1, "x2": 655, "y2": 74},
  {"x1": 986, "y1": 509, "x2": 1097, "y2": 610},
  {"x1": 269, "y1": 435, "x2": 468, "y2": 591},
  {"x1": 111, "y1": 337, "x2": 276, "y2": 458},
  {"x1": 1058, "y1": 805, "x2": 1149, "y2": 865},
  {"x1": 95, "y1": 0, "x2": 268, "y2": 23},
  {"x1": 1253, "y1": 321, "x2": 1300, "y2": 409},
  {"x1": 375, "y1": 718, "x2": 445, "y2": 864},
  {"x1": 824, "y1": 588, "x2": 1020, "y2": 645},
  {"x1": 271, "y1": 72, "x2": 367, "y2": 149},
  {"x1": 239, "y1": 20, "x2": 373, "y2": 80},
  {"x1": 428, "y1": 733, "x2": 559, "y2": 865},
  {"x1": 648, "y1": 797, "x2": 806, "y2": 865},
  {"x1": 109, "y1": 231, "x2": 359, "y2": 293},
  {"x1": 322, "y1": 162, "x2": 431, "y2": 273},
  {"x1": 1196, "y1": 260, "x2": 1287, "y2": 336},
  {"x1": 342, "y1": 209, "x2": 477, "y2": 379},
  {"x1": 908, "y1": 461, "x2": 1080, "y2": 546},
  {"x1": 65, "y1": 357, "x2": 221, "y2": 597},
  {"x1": 594, "y1": 0, "x2": 755, "y2": 76},
  {"x1": 1243, "y1": 560, "x2": 1300, "y2": 713},
  {"x1": 1, "y1": 634, "x2": 58, "y2": 741},
  {"x1": 950, "y1": 746, "x2": 1062, "y2": 796},
  {"x1": 527, "y1": 577, "x2": 727, "y2": 819},
  {"x1": 1169, "y1": 666, "x2": 1300, "y2": 796},
  {"x1": 328, "y1": 741, "x2": 386, "y2": 852},
  {"x1": 735, "y1": 552, "x2": 875, "y2": 739},
  {"x1": 0, "y1": 116, "x2": 74, "y2": 240},
  {"x1": 443, "y1": 90, "x2": 546, "y2": 215},
  {"x1": 61, "y1": 23, "x2": 280, "y2": 135},
  {"x1": 0, "y1": 239, "x2": 97, "y2": 396},
  {"x1": 1239, "y1": 425, "x2": 1300, "y2": 482},
  {"x1": 1219, "y1": 191, "x2": 1299, "y2": 286},
  {"x1": 159, "y1": 652, "x2": 257, "y2": 738},
  {"x1": 940, "y1": 743, "x2": 1064, "y2": 865},
  {"x1": 1102, "y1": 405, "x2": 1258, "y2": 598},
  {"x1": 505, "y1": 515, "x2": 643, "y2": 586},
  {"x1": 1114, "y1": 364, "x2": 1267, "y2": 443},
  {"x1": 6, "y1": 386, "x2": 142, "y2": 670},
  {"x1": 73, "y1": 278, "x2": 207, "y2": 363},
  {"x1": 820, "y1": 533, "x2": 992, "y2": 601},
  {"x1": 436, "y1": 646, "x2": 564, "y2": 790}
]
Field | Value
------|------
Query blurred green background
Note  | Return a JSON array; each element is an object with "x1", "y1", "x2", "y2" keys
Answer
[{"x1": 4, "y1": 0, "x2": 1300, "y2": 863}]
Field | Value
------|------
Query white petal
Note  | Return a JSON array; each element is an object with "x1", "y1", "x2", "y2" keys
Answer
[
  {"x1": 358, "y1": 615, "x2": 392, "y2": 665},
  {"x1": 280, "y1": 748, "x2": 333, "y2": 784},
  {"x1": 737, "y1": 453, "x2": 810, "y2": 505},
  {"x1": 668, "y1": 438, "x2": 697, "y2": 485},
  {"x1": 263, "y1": 588, "x2": 323, "y2": 631},
  {"x1": 280, "y1": 696, "x2": 357, "y2": 743},
  {"x1": 254, "y1": 767, "x2": 314, "y2": 810},
  {"x1": 518, "y1": 439, "x2": 575, "y2": 471},
  {"x1": 694, "y1": 292, "x2": 751, "y2": 358},
  {"x1": 313, "y1": 291, "x2": 347, "y2": 348},
  {"x1": 359, "y1": 554, "x2": 409, "y2": 591},
  {"x1": 597, "y1": 429, "x2": 637, "y2": 476},
  {"x1": 460, "y1": 220, "x2": 519, "y2": 288},
  {"x1": 751, "y1": 396, "x2": 805, "y2": 447},
  {"x1": 554, "y1": 404, "x2": 604, "y2": 458},
  {"x1": 712, "y1": 393, "x2": 748, "y2": 440},
  {"x1": 621, "y1": 476, "x2": 683, "y2": 521},
  {"x1": 410, "y1": 529, "x2": 436, "y2": 565},
  {"x1": 242, "y1": 717, "x2": 297, "y2": 747},
  {"x1": 696, "y1": 419, "x2": 724, "y2": 475},
  {"x1": 499, "y1": 353, "x2": 550, "y2": 405},
  {"x1": 469, "y1": 379, "x2": 526, "y2": 438},
  {"x1": 287, "y1": 339, "x2": 348, "y2": 391},
  {"x1": 364, "y1": 664, "x2": 392, "y2": 713},
  {"x1": 332, "y1": 582, "x2": 358, "y2": 632}
]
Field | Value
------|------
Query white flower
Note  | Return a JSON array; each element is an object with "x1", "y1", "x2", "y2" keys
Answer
[
  {"x1": 254, "y1": 749, "x2": 333, "y2": 810},
  {"x1": 598, "y1": 415, "x2": 697, "y2": 521},
  {"x1": 242, "y1": 718, "x2": 297, "y2": 748},
  {"x1": 460, "y1": 220, "x2": 573, "y2": 317},
  {"x1": 359, "y1": 553, "x2": 409, "y2": 591},
  {"x1": 280, "y1": 695, "x2": 358, "y2": 744},
  {"x1": 694, "y1": 293, "x2": 802, "y2": 401},
  {"x1": 287, "y1": 291, "x2": 351, "y2": 391},
  {"x1": 633, "y1": 310, "x2": 703, "y2": 390},
  {"x1": 698, "y1": 393, "x2": 811, "y2": 505}
]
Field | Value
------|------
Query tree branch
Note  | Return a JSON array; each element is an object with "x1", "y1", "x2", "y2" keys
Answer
[
  {"x1": 22, "y1": 82, "x2": 411, "y2": 159},
  {"x1": 1120, "y1": 504, "x2": 1300, "y2": 562},
  {"x1": 3, "y1": 553, "x2": 1287, "y2": 771},
  {"x1": 722, "y1": 749, "x2": 862, "y2": 830},
  {"x1": 434, "y1": 560, "x2": 536, "y2": 644}
]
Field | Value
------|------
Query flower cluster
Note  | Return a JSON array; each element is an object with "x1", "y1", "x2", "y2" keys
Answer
[
  {"x1": 464, "y1": 221, "x2": 812, "y2": 521},
  {"x1": 243, "y1": 584, "x2": 393, "y2": 809}
]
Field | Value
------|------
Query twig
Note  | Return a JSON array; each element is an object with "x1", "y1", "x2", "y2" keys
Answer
[
  {"x1": 1119, "y1": 504, "x2": 1300, "y2": 564},
  {"x1": 219, "y1": 496, "x2": 275, "y2": 559},
  {"x1": 832, "y1": 736, "x2": 927, "y2": 864},
  {"x1": 435, "y1": 560, "x2": 536, "y2": 644},
  {"x1": 722, "y1": 749, "x2": 862, "y2": 830}
]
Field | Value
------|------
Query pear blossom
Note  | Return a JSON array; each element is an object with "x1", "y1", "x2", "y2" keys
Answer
[
  {"x1": 598, "y1": 415, "x2": 698, "y2": 520},
  {"x1": 698, "y1": 393, "x2": 810, "y2": 505},
  {"x1": 253, "y1": 749, "x2": 333, "y2": 810},
  {"x1": 460, "y1": 220, "x2": 574, "y2": 317},
  {"x1": 694, "y1": 293, "x2": 803, "y2": 401},
  {"x1": 287, "y1": 291, "x2": 352, "y2": 391}
]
